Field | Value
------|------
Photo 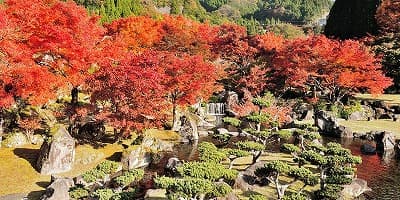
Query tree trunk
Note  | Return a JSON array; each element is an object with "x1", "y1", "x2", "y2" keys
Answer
[
  {"x1": 320, "y1": 168, "x2": 327, "y2": 190},
  {"x1": 252, "y1": 151, "x2": 263, "y2": 164},
  {"x1": 171, "y1": 99, "x2": 179, "y2": 131},
  {"x1": 229, "y1": 157, "x2": 238, "y2": 169},
  {"x1": 274, "y1": 174, "x2": 285, "y2": 200},
  {"x1": 71, "y1": 87, "x2": 79, "y2": 106},
  {"x1": 0, "y1": 118, "x2": 3, "y2": 148},
  {"x1": 300, "y1": 135, "x2": 305, "y2": 151},
  {"x1": 256, "y1": 123, "x2": 261, "y2": 132}
]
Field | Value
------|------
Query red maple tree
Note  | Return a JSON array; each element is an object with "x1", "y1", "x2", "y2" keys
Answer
[
  {"x1": 87, "y1": 50, "x2": 168, "y2": 135},
  {"x1": 160, "y1": 52, "x2": 219, "y2": 125},
  {"x1": 0, "y1": 0, "x2": 104, "y2": 108},
  {"x1": 271, "y1": 35, "x2": 393, "y2": 103}
]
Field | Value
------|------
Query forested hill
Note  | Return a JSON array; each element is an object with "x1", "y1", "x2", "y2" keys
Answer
[{"x1": 74, "y1": 0, "x2": 333, "y2": 35}]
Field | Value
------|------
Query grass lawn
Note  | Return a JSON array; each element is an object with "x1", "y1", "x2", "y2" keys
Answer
[
  {"x1": 0, "y1": 143, "x2": 123, "y2": 198},
  {"x1": 339, "y1": 119, "x2": 400, "y2": 137},
  {"x1": 355, "y1": 94, "x2": 400, "y2": 106}
]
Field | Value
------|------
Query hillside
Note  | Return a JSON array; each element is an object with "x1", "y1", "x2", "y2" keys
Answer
[{"x1": 75, "y1": 0, "x2": 333, "y2": 35}]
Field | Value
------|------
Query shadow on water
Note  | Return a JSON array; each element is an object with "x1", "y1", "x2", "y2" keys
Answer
[
  {"x1": 13, "y1": 148, "x2": 40, "y2": 170},
  {"x1": 323, "y1": 137, "x2": 400, "y2": 200}
]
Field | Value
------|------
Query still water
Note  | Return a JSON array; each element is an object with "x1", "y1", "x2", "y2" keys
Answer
[{"x1": 325, "y1": 137, "x2": 400, "y2": 200}]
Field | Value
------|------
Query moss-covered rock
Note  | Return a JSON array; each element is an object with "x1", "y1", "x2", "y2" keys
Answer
[{"x1": 1, "y1": 131, "x2": 28, "y2": 148}]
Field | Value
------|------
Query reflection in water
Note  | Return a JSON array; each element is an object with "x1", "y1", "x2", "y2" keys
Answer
[{"x1": 323, "y1": 137, "x2": 400, "y2": 200}]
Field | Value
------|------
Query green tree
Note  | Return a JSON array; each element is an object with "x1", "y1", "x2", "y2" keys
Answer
[
  {"x1": 255, "y1": 161, "x2": 318, "y2": 200},
  {"x1": 324, "y1": 0, "x2": 380, "y2": 39}
]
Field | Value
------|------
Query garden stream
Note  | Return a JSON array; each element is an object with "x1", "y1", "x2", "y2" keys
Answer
[{"x1": 148, "y1": 136, "x2": 400, "y2": 200}]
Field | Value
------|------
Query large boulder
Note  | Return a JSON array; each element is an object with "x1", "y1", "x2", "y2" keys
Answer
[
  {"x1": 375, "y1": 131, "x2": 396, "y2": 151},
  {"x1": 348, "y1": 105, "x2": 374, "y2": 121},
  {"x1": 335, "y1": 125, "x2": 354, "y2": 138},
  {"x1": 360, "y1": 144, "x2": 376, "y2": 155},
  {"x1": 40, "y1": 176, "x2": 74, "y2": 200},
  {"x1": 164, "y1": 157, "x2": 182, "y2": 177},
  {"x1": 225, "y1": 91, "x2": 239, "y2": 117},
  {"x1": 1, "y1": 132, "x2": 28, "y2": 148},
  {"x1": 178, "y1": 115, "x2": 198, "y2": 142},
  {"x1": 314, "y1": 110, "x2": 339, "y2": 134},
  {"x1": 36, "y1": 125, "x2": 75, "y2": 175},
  {"x1": 340, "y1": 178, "x2": 371, "y2": 199},
  {"x1": 297, "y1": 104, "x2": 314, "y2": 121},
  {"x1": 121, "y1": 145, "x2": 152, "y2": 170}
]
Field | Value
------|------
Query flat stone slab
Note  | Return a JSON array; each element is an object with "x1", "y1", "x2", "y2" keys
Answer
[{"x1": 0, "y1": 193, "x2": 27, "y2": 200}]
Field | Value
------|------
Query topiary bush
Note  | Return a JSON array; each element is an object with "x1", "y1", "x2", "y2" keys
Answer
[
  {"x1": 110, "y1": 190, "x2": 136, "y2": 200},
  {"x1": 198, "y1": 142, "x2": 227, "y2": 163},
  {"x1": 82, "y1": 160, "x2": 121, "y2": 183},
  {"x1": 114, "y1": 169, "x2": 144, "y2": 188},
  {"x1": 69, "y1": 185, "x2": 89, "y2": 199},
  {"x1": 82, "y1": 169, "x2": 107, "y2": 183},
  {"x1": 91, "y1": 188, "x2": 115, "y2": 200},
  {"x1": 249, "y1": 194, "x2": 267, "y2": 200},
  {"x1": 97, "y1": 160, "x2": 121, "y2": 174},
  {"x1": 177, "y1": 161, "x2": 238, "y2": 182},
  {"x1": 223, "y1": 117, "x2": 241, "y2": 127}
]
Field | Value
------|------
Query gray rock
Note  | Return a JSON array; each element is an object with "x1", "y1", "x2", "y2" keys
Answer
[
  {"x1": 1, "y1": 132, "x2": 28, "y2": 148},
  {"x1": 164, "y1": 157, "x2": 182, "y2": 177},
  {"x1": 225, "y1": 91, "x2": 239, "y2": 114},
  {"x1": 360, "y1": 144, "x2": 376, "y2": 155},
  {"x1": 144, "y1": 189, "x2": 166, "y2": 199},
  {"x1": 353, "y1": 132, "x2": 366, "y2": 138},
  {"x1": 375, "y1": 131, "x2": 396, "y2": 151},
  {"x1": 177, "y1": 115, "x2": 199, "y2": 142},
  {"x1": 233, "y1": 162, "x2": 265, "y2": 191},
  {"x1": 340, "y1": 178, "x2": 371, "y2": 199},
  {"x1": 0, "y1": 193, "x2": 27, "y2": 200},
  {"x1": 348, "y1": 105, "x2": 374, "y2": 121},
  {"x1": 375, "y1": 108, "x2": 392, "y2": 119},
  {"x1": 217, "y1": 128, "x2": 229, "y2": 135},
  {"x1": 31, "y1": 134, "x2": 45, "y2": 145},
  {"x1": 121, "y1": 146, "x2": 152, "y2": 170},
  {"x1": 314, "y1": 110, "x2": 339, "y2": 134},
  {"x1": 198, "y1": 131, "x2": 210, "y2": 137},
  {"x1": 335, "y1": 126, "x2": 354, "y2": 138},
  {"x1": 382, "y1": 149, "x2": 396, "y2": 164},
  {"x1": 393, "y1": 114, "x2": 400, "y2": 122},
  {"x1": 40, "y1": 177, "x2": 74, "y2": 200},
  {"x1": 36, "y1": 125, "x2": 75, "y2": 175}
]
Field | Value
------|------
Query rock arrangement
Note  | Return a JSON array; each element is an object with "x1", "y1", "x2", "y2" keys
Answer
[
  {"x1": 360, "y1": 100, "x2": 400, "y2": 120},
  {"x1": 36, "y1": 125, "x2": 75, "y2": 175}
]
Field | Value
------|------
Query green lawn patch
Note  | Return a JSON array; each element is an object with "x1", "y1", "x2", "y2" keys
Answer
[
  {"x1": 355, "y1": 94, "x2": 400, "y2": 106},
  {"x1": 339, "y1": 119, "x2": 400, "y2": 137}
]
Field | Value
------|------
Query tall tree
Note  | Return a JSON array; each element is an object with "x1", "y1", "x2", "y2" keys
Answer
[
  {"x1": 161, "y1": 52, "x2": 219, "y2": 126},
  {"x1": 0, "y1": 0, "x2": 104, "y2": 108},
  {"x1": 271, "y1": 35, "x2": 392, "y2": 103},
  {"x1": 324, "y1": 0, "x2": 380, "y2": 39},
  {"x1": 87, "y1": 50, "x2": 168, "y2": 136}
]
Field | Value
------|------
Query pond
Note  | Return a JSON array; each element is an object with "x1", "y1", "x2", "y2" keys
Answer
[{"x1": 324, "y1": 137, "x2": 400, "y2": 200}]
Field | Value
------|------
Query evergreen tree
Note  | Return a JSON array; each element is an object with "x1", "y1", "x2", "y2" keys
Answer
[{"x1": 324, "y1": 0, "x2": 380, "y2": 39}]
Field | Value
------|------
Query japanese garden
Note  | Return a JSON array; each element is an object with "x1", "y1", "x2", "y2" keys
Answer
[{"x1": 0, "y1": 0, "x2": 399, "y2": 200}]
